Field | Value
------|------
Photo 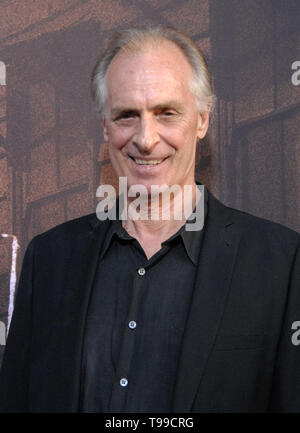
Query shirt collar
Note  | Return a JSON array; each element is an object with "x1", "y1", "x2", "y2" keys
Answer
[
  {"x1": 99, "y1": 183, "x2": 208, "y2": 265},
  {"x1": 162, "y1": 185, "x2": 208, "y2": 264}
]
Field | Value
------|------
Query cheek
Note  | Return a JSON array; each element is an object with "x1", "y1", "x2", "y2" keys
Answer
[
  {"x1": 162, "y1": 115, "x2": 198, "y2": 148},
  {"x1": 107, "y1": 125, "x2": 134, "y2": 150},
  {"x1": 163, "y1": 128, "x2": 196, "y2": 153},
  {"x1": 161, "y1": 127, "x2": 186, "y2": 150}
]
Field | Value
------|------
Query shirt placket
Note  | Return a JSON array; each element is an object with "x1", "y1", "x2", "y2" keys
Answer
[{"x1": 108, "y1": 266, "x2": 147, "y2": 412}]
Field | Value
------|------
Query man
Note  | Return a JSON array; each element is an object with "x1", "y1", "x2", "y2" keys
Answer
[{"x1": 0, "y1": 26, "x2": 299, "y2": 413}]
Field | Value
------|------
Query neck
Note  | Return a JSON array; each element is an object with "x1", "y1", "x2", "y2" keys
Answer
[{"x1": 121, "y1": 182, "x2": 200, "y2": 254}]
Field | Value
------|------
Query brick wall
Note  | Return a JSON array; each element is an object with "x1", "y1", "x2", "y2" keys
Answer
[{"x1": 0, "y1": 0, "x2": 299, "y2": 366}]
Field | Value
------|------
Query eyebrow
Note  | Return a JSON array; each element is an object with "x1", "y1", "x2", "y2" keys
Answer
[
  {"x1": 110, "y1": 100, "x2": 183, "y2": 116},
  {"x1": 110, "y1": 107, "x2": 137, "y2": 117}
]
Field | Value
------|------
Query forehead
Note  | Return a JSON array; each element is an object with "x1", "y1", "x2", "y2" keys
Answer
[{"x1": 105, "y1": 41, "x2": 195, "y2": 106}]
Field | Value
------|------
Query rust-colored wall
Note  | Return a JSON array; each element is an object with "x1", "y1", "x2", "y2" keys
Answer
[{"x1": 0, "y1": 0, "x2": 299, "y2": 364}]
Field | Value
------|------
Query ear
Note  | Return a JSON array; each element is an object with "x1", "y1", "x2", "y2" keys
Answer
[
  {"x1": 197, "y1": 110, "x2": 210, "y2": 140},
  {"x1": 102, "y1": 116, "x2": 109, "y2": 142}
]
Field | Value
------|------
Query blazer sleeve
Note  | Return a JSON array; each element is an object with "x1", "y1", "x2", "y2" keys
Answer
[
  {"x1": 0, "y1": 237, "x2": 36, "y2": 412},
  {"x1": 268, "y1": 240, "x2": 300, "y2": 412}
]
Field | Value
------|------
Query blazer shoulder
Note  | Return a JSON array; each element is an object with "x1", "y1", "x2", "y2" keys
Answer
[
  {"x1": 208, "y1": 189, "x2": 300, "y2": 252},
  {"x1": 31, "y1": 212, "x2": 105, "y2": 246},
  {"x1": 230, "y1": 205, "x2": 298, "y2": 242}
]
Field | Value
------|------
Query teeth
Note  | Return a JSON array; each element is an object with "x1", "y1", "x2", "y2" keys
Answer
[{"x1": 134, "y1": 158, "x2": 164, "y2": 165}]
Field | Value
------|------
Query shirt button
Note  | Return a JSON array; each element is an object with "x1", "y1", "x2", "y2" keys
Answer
[
  {"x1": 138, "y1": 267, "x2": 146, "y2": 276},
  {"x1": 120, "y1": 378, "x2": 128, "y2": 387},
  {"x1": 128, "y1": 320, "x2": 137, "y2": 329}
]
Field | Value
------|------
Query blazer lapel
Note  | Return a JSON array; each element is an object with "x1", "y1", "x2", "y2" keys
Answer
[
  {"x1": 38, "y1": 215, "x2": 110, "y2": 412},
  {"x1": 172, "y1": 190, "x2": 241, "y2": 412}
]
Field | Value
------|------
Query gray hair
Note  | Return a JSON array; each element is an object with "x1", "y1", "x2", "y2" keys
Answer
[{"x1": 90, "y1": 25, "x2": 216, "y2": 116}]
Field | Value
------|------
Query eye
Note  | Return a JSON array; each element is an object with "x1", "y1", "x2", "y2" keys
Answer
[
  {"x1": 159, "y1": 109, "x2": 177, "y2": 119},
  {"x1": 121, "y1": 112, "x2": 134, "y2": 119},
  {"x1": 115, "y1": 111, "x2": 137, "y2": 121}
]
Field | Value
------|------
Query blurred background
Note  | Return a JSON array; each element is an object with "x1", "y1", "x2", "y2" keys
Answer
[{"x1": 0, "y1": 0, "x2": 299, "y2": 364}]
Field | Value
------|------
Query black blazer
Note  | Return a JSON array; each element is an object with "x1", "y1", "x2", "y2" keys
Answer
[{"x1": 0, "y1": 187, "x2": 299, "y2": 413}]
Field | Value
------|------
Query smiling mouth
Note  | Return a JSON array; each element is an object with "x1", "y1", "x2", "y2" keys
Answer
[{"x1": 129, "y1": 156, "x2": 167, "y2": 166}]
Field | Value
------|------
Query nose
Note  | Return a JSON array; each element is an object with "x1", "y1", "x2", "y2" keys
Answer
[{"x1": 133, "y1": 113, "x2": 159, "y2": 153}]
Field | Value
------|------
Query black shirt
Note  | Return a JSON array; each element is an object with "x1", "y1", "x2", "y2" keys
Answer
[{"x1": 80, "y1": 190, "x2": 208, "y2": 413}]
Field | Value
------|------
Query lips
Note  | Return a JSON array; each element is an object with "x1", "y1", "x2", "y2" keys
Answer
[
  {"x1": 129, "y1": 156, "x2": 167, "y2": 166},
  {"x1": 134, "y1": 158, "x2": 164, "y2": 165}
]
